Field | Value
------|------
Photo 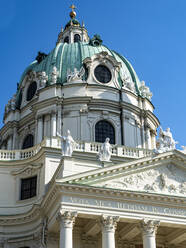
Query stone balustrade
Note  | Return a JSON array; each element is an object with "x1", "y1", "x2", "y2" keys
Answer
[{"x1": 0, "y1": 137, "x2": 153, "y2": 161}]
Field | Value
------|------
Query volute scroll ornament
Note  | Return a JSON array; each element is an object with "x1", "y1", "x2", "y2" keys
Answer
[
  {"x1": 100, "y1": 215, "x2": 120, "y2": 232},
  {"x1": 57, "y1": 211, "x2": 77, "y2": 228},
  {"x1": 140, "y1": 219, "x2": 160, "y2": 235}
]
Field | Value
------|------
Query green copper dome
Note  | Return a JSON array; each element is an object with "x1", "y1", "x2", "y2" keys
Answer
[{"x1": 18, "y1": 42, "x2": 141, "y2": 90}]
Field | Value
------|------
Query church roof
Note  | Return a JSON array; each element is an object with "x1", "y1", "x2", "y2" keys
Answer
[{"x1": 18, "y1": 42, "x2": 141, "y2": 89}]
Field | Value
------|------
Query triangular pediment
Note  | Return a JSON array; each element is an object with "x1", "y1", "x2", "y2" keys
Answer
[{"x1": 56, "y1": 150, "x2": 186, "y2": 197}]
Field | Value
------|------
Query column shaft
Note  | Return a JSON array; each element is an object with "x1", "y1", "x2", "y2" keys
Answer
[
  {"x1": 60, "y1": 225, "x2": 73, "y2": 248},
  {"x1": 58, "y1": 211, "x2": 77, "y2": 248},
  {"x1": 100, "y1": 215, "x2": 119, "y2": 248},
  {"x1": 140, "y1": 219, "x2": 160, "y2": 248}
]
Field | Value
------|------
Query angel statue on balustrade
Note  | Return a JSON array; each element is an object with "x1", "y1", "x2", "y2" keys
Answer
[{"x1": 57, "y1": 130, "x2": 76, "y2": 157}]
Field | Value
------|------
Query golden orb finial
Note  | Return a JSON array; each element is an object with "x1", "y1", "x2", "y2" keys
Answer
[{"x1": 70, "y1": 4, "x2": 76, "y2": 19}]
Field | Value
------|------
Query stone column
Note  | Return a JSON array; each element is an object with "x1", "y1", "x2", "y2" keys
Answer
[
  {"x1": 100, "y1": 215, "x2": 119, "y2": 248},
  {"x1": 37, "y1": 116, "x2": 43, "y2": 143},
  {"x1": 140, "y1": 219, "x2": 160, "y2": 248},
  {"x1": 57, "y1": 211, "x2": 77, "y2": 248},
  {"x1": 51, "y1": 112, "x2": 57, "y2": 137}
]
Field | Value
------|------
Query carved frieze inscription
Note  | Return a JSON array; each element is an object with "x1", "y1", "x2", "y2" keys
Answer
[{"x1": 63, "y1": 196, "x2": 186, "y2": 217}]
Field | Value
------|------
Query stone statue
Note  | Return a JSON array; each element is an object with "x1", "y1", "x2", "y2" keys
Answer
[
  {"x1": 51, "y1": 66, "x2": 59, "y2": 84},
  {"x1": 122, "y1": 72, "x2": 135, "y2": 92},
  {"x1": 99, "y1": 138, "x2": 112, "y2": 162},
  {"x1": 36, "y1": 51, "x2": 48, "y2": 64},
  {"x1": 11, "y1": 94, "x2": 16, "y2": 110},
  {"x1": 156, "y1": 127, "x2": 178, "y2": 153},
  {"x1": 181, "y1": 146, "x2": 186, "y2": 154},
  {"x1": 57, "y1": 130, "x2": 75, "y2": 157},
  {"x1": 67, "y1": 67, "x2": 85, "y2": 82},
  {"x1": 139, "y1": 81, "x2": 153, "y2": 100},
  {"x1": 39, "y1": 71, "x2": 48, "y2": 88}
]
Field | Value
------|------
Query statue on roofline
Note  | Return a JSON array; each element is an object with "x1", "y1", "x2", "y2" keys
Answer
[
  {"x1": 156, "y1": 127, "x2": 178, "y2": 153},
  {"x1": 99, "y1": 138, "x2": 112, "y2": 162},
  {"x1": 57, "y1": 130, "x2": 76, "y2": 157}
]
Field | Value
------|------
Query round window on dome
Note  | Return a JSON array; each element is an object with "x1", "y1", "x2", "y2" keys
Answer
[
  {"x1": 26, "y1": 81, "x2": 37, "y2": 101},
  {"x1": 94, "y1": 65, "x2": 112, "y2": 84}
]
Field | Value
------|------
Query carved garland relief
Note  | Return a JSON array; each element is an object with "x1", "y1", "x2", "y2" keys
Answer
[{"x1": 99, "y1": 164, "x2": 186, "y2": 196}]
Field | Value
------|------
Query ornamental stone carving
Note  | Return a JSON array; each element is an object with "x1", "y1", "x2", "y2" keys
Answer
[
  {"x1": 140, "y1": 219, "x2": 160, "y2": 235},
  {"x1": 98, "y1": 138, "x2": 112, "y2": 162},
  {"x1": 156, "y1": 127, "x2": 178, "y2": 153},
  {"x1": 139, "y1": 81, "x2": 152, "y2": 100},
  {"x1": 100, "y1": 215, "x2": 119, "y2": 232},
  {"x1": 39, "y1": 71, "x2": 48, "y2": 88},
  {"x1": 67, "y1": 67, "x2": 85, "y2": 82},
  {"x1": 122, "y1": 72, "x2": 135, "y2": 93},
  {"x1": 99, "y1": 164, "x2": 186, "y2": 196},
  {"x1": 51, "y1": 66, "x2": 59, "y2": 84},
  {"x1": 57, "y1": 211, "x2": 77, "y2": 228}
]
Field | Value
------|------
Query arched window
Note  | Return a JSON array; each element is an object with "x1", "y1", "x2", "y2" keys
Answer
[
  {"x1": 74, "y1": 34, "x2": 81, "y2": 43},
  {"x1": 26, "y1": 81, "x2": 37, "y2": 101},
  {"x1": 64, "y1": 36, "x2": 69, "y2": 43},
  {"x1": 22, "y1": 134, "x2": 34, "y2": 149},
  {"x1": 95, "y1": 120, "x2": 115, "y2": 144}
]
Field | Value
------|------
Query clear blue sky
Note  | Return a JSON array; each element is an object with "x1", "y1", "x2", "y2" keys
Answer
[{"x1": 0, "y1": 0, "x2": 186, "y2": 148}]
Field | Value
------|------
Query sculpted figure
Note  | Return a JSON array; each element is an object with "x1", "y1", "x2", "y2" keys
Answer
[
  {"x1": 11, "y1": 94, "x2": 16, "y2": 110},
  {"x1": 139, "y1": 81, "x2": 153, "y2": 100},
  {"x1": 99, "y1": 138, "x2": 112, "y2": 162},
  {"x1": 57, "y1": 130, "x2": 75, "y2": 157},
  {"x1": 51, "y1": 66, "x2": 59, "y2": 84},
  {"x1": 156, "y1": 127, "x2": 178, "y2": 153},
  {"x1": 67, "y1": 67, "x2": 85, "y2": 82},
  {"x1": 40, "y1": 71, "x2": 48, "y2": 88}
]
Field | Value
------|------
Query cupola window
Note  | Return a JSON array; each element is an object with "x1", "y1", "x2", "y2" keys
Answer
[
  {"x1": 94, "y1": 65, "x2": 112, "y2": 84},
  {"x1": 20, "y1": 176, "x2": 37, "y2": 200},
  {"x1": 26, "y1": 81, "x2": 37, "y2": 101},
  {"x1": 74, "y1": 34, "x2": 81, "y2": 43},
  {"x1": 64, "y1": 36, "x2": 69, "y2": 43},
  {"x1": 95, "y1": 120, "x2": 115, "y2": 144},
  {"x1": 22, "y1": 134, "x2": 34, "y2": 149}
]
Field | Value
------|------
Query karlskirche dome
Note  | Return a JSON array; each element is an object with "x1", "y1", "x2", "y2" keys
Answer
[{"x1": 0, "y1": 7, "x2": 158, "y2": 151}]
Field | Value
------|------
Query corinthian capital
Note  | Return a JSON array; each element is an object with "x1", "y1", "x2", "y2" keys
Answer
[
  {"x1": 100, "y1": 215, "x2": 120, "y2": 232},
  {"x1": 57, "y1": 211, "x2": 77, "y2": 228},
  {"x1": 140, "y1": 219, "x2": 160, "y2": 235}
]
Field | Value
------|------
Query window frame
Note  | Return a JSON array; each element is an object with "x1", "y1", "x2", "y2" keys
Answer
[
  {"x1": 95, "y1": 120, "x2": 115, "y2": 144},
  {"x1": 74, "y1": 34, "x2": 81, "y2": 43},
  {"x1": 26, "y1": 81, "x2": 37, "y2": 101},
  {"x1": 20, "y1": 175, "x2": 37, "y2": 201},
  {"x1": 22, "y1": 134, "x2": 34, "y2": 150}
]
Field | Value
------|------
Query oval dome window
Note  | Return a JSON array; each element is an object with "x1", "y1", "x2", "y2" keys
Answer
[{"x1": 94, "y1": 65, "x2": 112, "y2": 84}]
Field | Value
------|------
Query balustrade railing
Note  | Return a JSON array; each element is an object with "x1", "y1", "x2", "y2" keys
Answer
[{"x1": 0, "y1": 137, "x2": 153, "y2": 161}]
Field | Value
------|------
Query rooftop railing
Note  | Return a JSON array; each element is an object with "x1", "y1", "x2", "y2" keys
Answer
[{"x1": 0, "y1": 137, "x2": 153, "y2": 161}]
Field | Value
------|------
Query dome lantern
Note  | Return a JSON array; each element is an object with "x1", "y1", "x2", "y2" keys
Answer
[{"x1": 56, "y1": 4, "x2": 89, "y2": 44}]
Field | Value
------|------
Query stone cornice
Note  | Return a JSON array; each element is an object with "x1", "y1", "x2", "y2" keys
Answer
[
  {"x1": 11, "y1": 164, "x2": 42, "y2": 176},
  {"x1": 56, "y1": 151, "x2": 186, "y2": 186},
  {"x1": 0, "y1": 205, "x2": 41, "y2": 226},
  {"x1": 55, "y1": 182, "x2": 186, "y2": 207}
]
